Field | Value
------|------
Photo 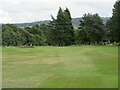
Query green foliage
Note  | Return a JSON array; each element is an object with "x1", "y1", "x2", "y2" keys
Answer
[
  {"x1": 49, "y1": 7, "x2": 74, "y2": 46},
  {"x1": 106, "y1": 1, "x2": 120, "y2": 44},
  {"x1": 25, "y1": 25, "x2": 43, "y2": 45},
  {"x1": 3, "y1": 24, "x2": 23, "y2": 46},
  {"x1": 0, "y1": 26, "x2": 2, "y2": 45},
  {"x1": 2, "y1": 24, "x2": 36, "y2": 46},
  {"x1": 112, "y1": 1, "x2": 120, "y2": 43},
  {"x1": 106, "y1": 18, "x2": 115, "y2": 42},
  {"x1": 78, "y1": 13, "x2": 105, "y2": 45}
]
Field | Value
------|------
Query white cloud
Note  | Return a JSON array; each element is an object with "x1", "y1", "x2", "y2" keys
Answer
[
  {"x1": 0, "y1": 9, "x2": 13, "y2": 23},
  {"x1": 0, "y1": 0, "x2": 116, "y2": 23}
]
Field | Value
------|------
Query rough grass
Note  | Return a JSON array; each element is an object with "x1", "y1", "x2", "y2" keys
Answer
[{"x1": 2, "y1": 46, "x2": 118, "y2": 88}]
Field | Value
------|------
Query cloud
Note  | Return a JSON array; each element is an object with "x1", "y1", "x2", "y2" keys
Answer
[
  {"x1": 0, "y1": 9, "x2": 13, "y2": 23},
  {"x1": 0, "y1": 0, "x2": 116, "y2": 23}
]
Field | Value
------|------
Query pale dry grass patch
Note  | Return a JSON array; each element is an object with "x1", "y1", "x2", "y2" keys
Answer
[
  {"x1": 10, "y1": 53, "x2": 67, "y2": 65},
  {"x1": 3, "y1": 74, "x2": 54, "y2": 88}
]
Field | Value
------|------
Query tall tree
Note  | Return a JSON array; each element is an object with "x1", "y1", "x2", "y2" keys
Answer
[
  {"x1": 106, "y1": 18, "x2": 115, "y2": 43},
  {"x1": 79, "y1": 13, "x2": 105, "y2": 45},
  {"x1": 50, "y1": 7, "x2": 74, "y2": 46},
  {"x1": 25, "y1": 25, "x2": 44, "y2": 46},
  {"x1": 106, "y1": 0, "x2": 120, "y2": 45},
  {"x1": 112, "y1": 0, "x2": 120, "y2": 43},
  {"x1": 64, "y1": 8, "x2": 74, "y2": 45},
  {"x1": 2, "y1": 24, "x2": 36, "y2": 46}
]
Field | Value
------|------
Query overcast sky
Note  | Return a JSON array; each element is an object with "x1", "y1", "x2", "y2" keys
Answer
[{"x1": 0, "y1": 0, "x2": 116, "y2": 23}]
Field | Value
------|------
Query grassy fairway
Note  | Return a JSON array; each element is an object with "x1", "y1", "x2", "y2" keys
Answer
[{"x1": 2, "y1": 46, "x2": 118, "y2": 88}]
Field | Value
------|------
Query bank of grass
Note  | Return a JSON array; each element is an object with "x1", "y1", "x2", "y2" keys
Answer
[{"x1": 2, "y1": 46, "x2": 118, "y2": 88}]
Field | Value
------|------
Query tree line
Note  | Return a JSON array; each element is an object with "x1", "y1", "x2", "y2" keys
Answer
[{"x1": 2, "y1": 1, "x2": 120, "y2": 46}]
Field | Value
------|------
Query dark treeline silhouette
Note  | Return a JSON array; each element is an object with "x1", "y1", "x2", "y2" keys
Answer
[{"x1": 2, "y1": 1, "x2": 120, "y2": 46}]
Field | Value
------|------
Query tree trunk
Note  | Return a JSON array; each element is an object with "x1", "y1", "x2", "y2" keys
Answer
[{"x1": 88, "y1": 42, "x2": 91, "y2": 45}]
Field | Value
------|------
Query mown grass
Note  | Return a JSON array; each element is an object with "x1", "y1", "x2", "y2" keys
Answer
[{"x1": 2, "y1": 46, "x2": 118, "y2": 88}]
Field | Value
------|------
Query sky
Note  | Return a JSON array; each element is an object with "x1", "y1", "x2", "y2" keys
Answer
[{"x1": 0, "y1": 0, "x2": 117, "y2": 23}]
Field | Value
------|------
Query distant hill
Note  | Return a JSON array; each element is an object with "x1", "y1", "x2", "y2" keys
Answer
[
  {"x1": 101, "y1": 17, "x2": 110, "y2": 24},
  {"x1": 15, "y1": 18, "x2": 83, "y2": 28},
  {"x1": 1, "y1": 17, "x2": 110, "y2": 28},
  {"x1": 72, "y1": 18, "x2": 82, "y2": 28},
  {"x1": 16, "y1": 20, "x2": 50, "y2": 28}
]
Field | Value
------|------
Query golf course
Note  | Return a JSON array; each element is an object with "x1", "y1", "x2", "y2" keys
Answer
[{"x1": 2, "y1": 46, "x2": 118, "y2": 88}]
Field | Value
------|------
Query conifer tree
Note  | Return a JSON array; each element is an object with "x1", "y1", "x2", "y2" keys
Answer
[
  {"x1": 50, "y1": 7, "x2": 74, "y2": 46},
  {"x1": 112, "y1": 0, "x2": 120, "y2": 43},
  {"x1": 106, "y1": 0, "x2": 120, "y2": 44}
]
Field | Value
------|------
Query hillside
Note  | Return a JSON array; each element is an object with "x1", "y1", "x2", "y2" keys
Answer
[
  {"x1": 16, "y1": 20, "x2": 50, "y2": 28},
  {"x1": 1, "y1": 17, "x2": 109, "y2": 28}
]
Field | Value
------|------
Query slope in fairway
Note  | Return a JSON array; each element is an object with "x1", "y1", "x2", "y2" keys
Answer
[{"x1": 2, "y1": 46, "x2": 118, "y2": 88}]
